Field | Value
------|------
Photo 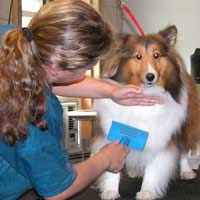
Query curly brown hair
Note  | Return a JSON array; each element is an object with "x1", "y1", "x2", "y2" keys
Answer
[
  {"x1": 0, "y1": 29, "x2": 47, "y2": 145},
  {"x1": 0, "y1": 0, "x2": 112, "y2": 145}
]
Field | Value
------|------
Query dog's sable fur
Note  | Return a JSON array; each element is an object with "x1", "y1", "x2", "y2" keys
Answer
[{"x1": 91, "y1": 26, "x2": 200, "y2": 200}]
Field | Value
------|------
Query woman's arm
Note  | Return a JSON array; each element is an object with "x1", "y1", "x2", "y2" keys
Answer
[
  {"x1": 52, "y1": 76, "x2": 161, "y2": 106},
  {"x1": 45, "y1": 141, "x2": 129, "y2": 200},
  {"x1": 52, "y1": 75, "x2": 138, "y2": 98}
]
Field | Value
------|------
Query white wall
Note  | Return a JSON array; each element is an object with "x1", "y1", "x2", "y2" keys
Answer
[{"x1": 123, "y1": 0, "x2": 200, "y2": 72}]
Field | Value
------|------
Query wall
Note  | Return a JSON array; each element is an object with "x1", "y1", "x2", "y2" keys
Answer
[
  {"x1": 0, "y1": 0, "x2": 12, "y2": 24},
  {"x1": 100, "y1": 0, "x2": 122, "y2": 32},
  {"x1": 122, "y1": 0, "x2": 200, "y2": 72}
]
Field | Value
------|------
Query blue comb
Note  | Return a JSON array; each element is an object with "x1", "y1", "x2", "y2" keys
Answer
[{"x1": 107, "y1": 121, "x2": 149, "y2": 151}]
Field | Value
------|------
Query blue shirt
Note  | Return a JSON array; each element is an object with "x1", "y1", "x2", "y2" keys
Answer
[{"x1": 0, "y1": 88, "x2": 77, "y2": 200}]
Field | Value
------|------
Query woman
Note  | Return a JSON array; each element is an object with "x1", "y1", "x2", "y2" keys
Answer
[{"x1": 0, "y1": 1, "x2": 159, "y2": 199}]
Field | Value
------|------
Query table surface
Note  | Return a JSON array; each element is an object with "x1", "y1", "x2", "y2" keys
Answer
[{"x1": 70, "y1": 171, "x2": 200, "y2": 200}]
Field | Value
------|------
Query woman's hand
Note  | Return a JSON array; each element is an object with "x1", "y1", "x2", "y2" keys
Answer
[
  {"x1": 110, "y1": 84, "x2": 162, "y2": 106},
  {"x1": 98, "y1": 140, "x2": 130, "y2": 173}
]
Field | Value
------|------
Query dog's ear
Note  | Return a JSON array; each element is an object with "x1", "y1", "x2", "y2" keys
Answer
[
  {"x1": 159, "y1": 25, "x2": 177, "y2": 47},
  {"x1": 102, "y1": 33, "x2": 130, "y2": 78},
  {"x1": 114, "y1": 33, "x2": 130, "y2": 48}
]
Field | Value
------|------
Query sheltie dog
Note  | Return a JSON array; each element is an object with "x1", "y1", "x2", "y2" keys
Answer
[{"x1": 91, "y1": 26, "x2": 200, "y2": 200}]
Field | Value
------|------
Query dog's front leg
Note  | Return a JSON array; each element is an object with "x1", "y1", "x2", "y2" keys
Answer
[
  {"x1": 179, "y1": 152, "x2": 196, "y2": 180},
  {"x1": 98, "y1": 171, "x2": 121, "y2": 200},
  {"x1": 136, "y1": 145, "x2": 179, "y2": 200}
]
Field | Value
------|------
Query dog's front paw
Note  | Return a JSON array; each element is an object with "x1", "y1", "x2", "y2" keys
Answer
[
  {"x1": 136, "y1": 191, "x2": 156, "y2": 200},
  {"x1": 100, "y1": 190, "x2": 120, "y2": 200},
  {"x1": 180, "y1": 171, "x2": 196, "y2": 180}
]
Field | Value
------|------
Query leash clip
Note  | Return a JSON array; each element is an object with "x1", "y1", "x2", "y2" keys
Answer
[{"x1": 121, "y1": 0, "x2": 125, "y2": 7}]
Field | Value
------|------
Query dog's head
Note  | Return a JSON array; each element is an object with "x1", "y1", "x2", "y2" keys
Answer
[{"x1": 103, "y1": 25, "x2": 184, "y2": 102}]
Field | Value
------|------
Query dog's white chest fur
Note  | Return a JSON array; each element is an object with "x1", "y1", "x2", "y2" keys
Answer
[
  {"x1": 93, "y1": 85, "x2": 189, "y2": 199},
  {"x1": 94, "y1": 86, "x2": 188, "y2": 152}
]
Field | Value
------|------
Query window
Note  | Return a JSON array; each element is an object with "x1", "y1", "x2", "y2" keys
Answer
[{"x1": 21, "y1": 0, "x2": 44, "y2": 26}]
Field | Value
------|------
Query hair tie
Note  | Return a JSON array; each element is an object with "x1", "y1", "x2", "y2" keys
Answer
[{"x1": 22, "y1": 27, "x2": 33, "y2": 42}]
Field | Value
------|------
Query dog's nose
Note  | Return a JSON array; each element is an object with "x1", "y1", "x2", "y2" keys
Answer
[{"x1": 145, "y1": 73, "x2": 155, "y2": 82}]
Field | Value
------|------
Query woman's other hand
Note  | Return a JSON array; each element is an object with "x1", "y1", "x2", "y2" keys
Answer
[{"x1": 98, "y1": 140, "x2": 130, "y2": 173}]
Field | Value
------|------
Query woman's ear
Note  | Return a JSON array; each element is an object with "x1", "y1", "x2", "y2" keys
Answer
[
  {"x1": 48, "y1": 64, "x2": 60, "y2": 77},
  {"x1": 43, "y1": 64, "x2": 61, "y2": 83}
]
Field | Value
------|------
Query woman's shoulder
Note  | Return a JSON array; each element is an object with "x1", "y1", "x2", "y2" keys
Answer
[{"x1": 17, "y1": 88, "x2": 64, "y2": 155}]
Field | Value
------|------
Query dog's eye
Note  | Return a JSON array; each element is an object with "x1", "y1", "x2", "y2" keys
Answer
[
  {"x1": 153, "y1": 52, "x2": 160, "y2": 59},
  {"x1": 135, "y1": 54, "x2": 142, "y2": 60}
]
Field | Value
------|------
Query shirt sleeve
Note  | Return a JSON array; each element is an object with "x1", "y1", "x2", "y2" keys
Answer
[{"x1": 17, "y1": 125, "x2": 77, "y2": 198}]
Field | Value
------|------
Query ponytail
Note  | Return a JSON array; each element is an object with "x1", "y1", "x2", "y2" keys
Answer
[{"x1": 0, "y1": 29, "x2": 47, "y2": 145}]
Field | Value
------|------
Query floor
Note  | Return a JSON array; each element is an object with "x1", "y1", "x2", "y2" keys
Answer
[{"x1": 18, "y1": 170, "x2": 200, "y2": 200}]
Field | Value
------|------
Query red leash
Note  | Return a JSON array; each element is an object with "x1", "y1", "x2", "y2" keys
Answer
[{"x1": 121, "y1": 0, "x2": 145, "y2": 36}]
